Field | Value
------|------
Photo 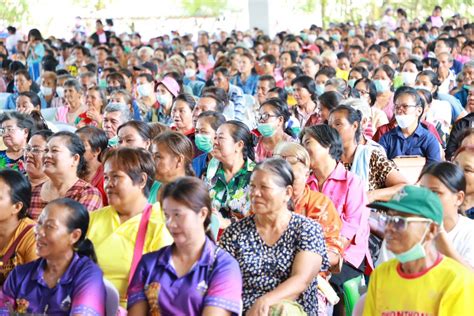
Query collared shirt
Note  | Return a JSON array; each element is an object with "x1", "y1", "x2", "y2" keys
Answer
[
  {"x1": 205, "y1": 158, "x2": 255, "y2": 220},
  {"x1": 379, "y1": 123, "x2": 441, "y2": 164},
  {"x1": 87, "y1": 204, "x2": 172, "y2": 306},
  {"x1": 230, "y1": 73, "x2": 260, "y2": 95},
  {"x1": 293, "y1": 104, "x2": 320, "y2": 128},
  {"x1": 255, "y1": 133, "x2": 295, "y2": 162},
  {"x1": 307, "y1": 163, "x2": 371, "y2": 268},
  {"x1": 127, "y1": 237, "x2": 242, "y2": 315},
  {"x1": 294, "y1": 185, "x2": 344, "y2": 256},
  {"x1": 29, "y1": 179, "x2": 103, "y2": 220},
  {"x1": 1, "y1": 253, "x2": 105, "y2": 315}
]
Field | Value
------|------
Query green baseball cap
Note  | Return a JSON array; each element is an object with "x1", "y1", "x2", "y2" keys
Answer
[{"x1": 368, "y1": 185, "x2": 443, "y2": 224}]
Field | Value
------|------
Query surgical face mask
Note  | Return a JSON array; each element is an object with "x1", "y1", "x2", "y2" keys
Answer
[
  {"x1": 390, "y1": 47, "x2": 397, "y2": 54},
  {"x1": 84, "y1": 43, "x2": 93, "y2": 51},
  {"x1": 394, "y1": 225, "x2": 431, "y2": 263},
  {"x1": 98, "y1": 78, "x2": 107, "y2": 90},
  {"x1": 156, "y1": 93, "x2": 171, "y2": 106},
  {"x1": 257, "y1": 122, "x2": 277, "y2": 138},
  {"x1": 285, "y1": 86, "x2": 294, "y2": 94},
  {"x1": 395, "y1": 114, "x2": 417, "y2": 129},
  {"x1": 40, "y1": 86, "x2": 53, "y2": 96},
  {"x1": 401, "y1": 72, "x2": 417, "y2": 86},
  {"x1": 315, "y1": 84, "x2": 325, "y2": 96},
  {"x1": 348, "y1": 29, "x2": 356, "y2": 37},
  {"x1": 153, "y1": 42, "x2": 160, "y2": 49},
  {"x1": 347, "y1": 79, "x2": 356, "y2": 88},
  {"x1": 308, "y1": 34, "x2": 317, "y2": 43},
  {"x1": 56, "y1": 86, "x2": 65, "y2": 98},
  {"x1": 184, "y1": 68, "x2": 196, "y2": 78},
  {"x1": 194, "y1": 134, "x2": 214, "y2": 153},
  {"x1": 373, "y1": 79, "x2": 391, "y2": 93},
  {"x1": 331, "y1": 34, "x2": 341, "y2": 42},
  {"x1": 137, "y1": 83, "x2": 153, "y2": 97}
]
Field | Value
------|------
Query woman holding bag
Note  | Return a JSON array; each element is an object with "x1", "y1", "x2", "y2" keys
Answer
[{"x1": 87, "y1": 147, "x2": 172, "y2": 307}]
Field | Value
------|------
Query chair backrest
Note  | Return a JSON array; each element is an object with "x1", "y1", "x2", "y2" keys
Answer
[
  {"x1": 0, "y1": 93, "x2": 11, "y2": 109},
  {"x1": 343, "y1": 275, "x2": 363, "y2": 316},
  {"x1": 40, "y1": 107, "x2": 58, "y2": 122},
  {"x1": 392, "y1": 156, "x2": 426, "y2": 184},
  {"x1": 103, "y1": 278, "x2": 119, "y2": 316}
]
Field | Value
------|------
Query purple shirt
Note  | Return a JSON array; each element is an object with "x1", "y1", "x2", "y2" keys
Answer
[
  {"x1": 127, "y1": 237, "x2": 242, "y2": 315},
  {"x1": 0, "y1": 254, "x2": 105, "y2": 315},
  {"x1": 307, "y1": 162, "x2": 372, "y2": 268}
]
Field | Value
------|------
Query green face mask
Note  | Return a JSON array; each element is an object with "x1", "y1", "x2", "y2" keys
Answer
[
  {"x1": 194, "y1": 134, "x2": 214, "y2": 153},
  {"x1": 257, "y1": 122, "x2": 277, "y2": 138},
  {"x1": 394, "y1": 225, "x2": 430, "y2": 263},
  {"x1": 98, "y1": 78, "x2": 107, "y2": 90}
]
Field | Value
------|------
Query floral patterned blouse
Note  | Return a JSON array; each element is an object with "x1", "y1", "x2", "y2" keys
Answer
[
  {"x1": 0, "y1": 151, "x2": 25, "y2": 174},
  {"x1": 219, "y1": 213, "x2": 329, "y2": 315},
  {"x1": 204, "y1": 158, "x2": 255, "y2": 220}
]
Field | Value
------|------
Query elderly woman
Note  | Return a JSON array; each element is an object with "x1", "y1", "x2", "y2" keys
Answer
[
  {"x1": 0, "y1": 170, "x2": 37, "y2": 286},
  {"x1": 29, "y1": 132, "x2": 103, "y2": 219},
  {"x1": 76, "y1": 126, "x2": 109, "y2": 206},
  {"x1": 300, "y1": 124, "x2": 371, "y2": 313},
  {"x1": 1, "y1": 198, "x2": 106, "y2": 315},
  {"x1": 24, "y1": 130, "x2": 53, "y2": 188},
  {"x1": 329, "y1": 104, "x2": 408, "y2": 201},
  {"x1": 75, "y1": 86, "x2": 107, "y2": 128},
  {"x1": 205, "y1": 120, "x2": 256, "y2": 226},
  {"x1": 255, "y1": 98, "x2": 296, "y2": 162},
  {"x1": 171, "y1": 93, "x2": 197, "y2": 143},
  {"x1": 149, "y1": 131, "x2": 195, "y2": 204},
  {"x1": 364, "y1": 186, "x2": 474, "y2": 314},
  {"x1": 0, "y1": 112, "x2": 34, "y2": 173},
  {"x1": 220, "y1": 158, "x2": 329, "y2": 315},
  {"x1": 56, "y1": 79, "x2": 87, "y2": 125},
  {"x1": 128, "y1": 177, "x2": 242, "y2": 316},
  {"x1": 87, "y1": 147, "x2": 172, "y2": 307}
]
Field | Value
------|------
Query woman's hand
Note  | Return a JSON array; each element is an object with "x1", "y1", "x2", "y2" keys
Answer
[
  {"x1": 246, "y1": 296, "x2": 271, "y2": 316},
  {"x1": 86, "y1": 108, "x2": 102, "y2": 124}
]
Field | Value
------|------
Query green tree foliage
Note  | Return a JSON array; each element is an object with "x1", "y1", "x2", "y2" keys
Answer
[
  {"x1": 0, "y1": 0, "x2": 29, "y2": 25},
  {"x1": 181, "y1": 0, "x2": 228, "y2": 17}
]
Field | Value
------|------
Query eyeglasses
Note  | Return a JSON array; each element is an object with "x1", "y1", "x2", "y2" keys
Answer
[
  {"x1": 0, "y1": 127, "x2": 19, "y2": 135},
  {"x1": 394, "y1": 103, "x2": 418, "y2": 112},
  {"x1": 355, "y1": 89, "x2": 369, "y2": 96},
  {"x1": 23, "y1": 146, "x2": 47, "y2": 154},
  {"x1": 258, "y1": 113, "x2": 280, "y2": 122},
  {"x1": 273, "y1": 154, "x2": 305, "y2": 165},
  {"x1": 378, "y1": 214, "x2": 432, "y2": 231}
]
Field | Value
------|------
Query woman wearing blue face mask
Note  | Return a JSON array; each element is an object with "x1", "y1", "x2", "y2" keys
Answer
[
  {"x1": 373, "y1": 65, "x2": 396, "y2": 121},
  {"x1": 192, "y1": 111, "x2": 226, "y2": 178},
  {"x1": 255, "y1": 98, "x2": 297, "y2": 162}
]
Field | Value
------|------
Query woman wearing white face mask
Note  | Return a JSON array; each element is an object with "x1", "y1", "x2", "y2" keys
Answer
[
  {"x1": 183, "y1": 59, "x2": 206, "y2": 97},
  {"x1": 39, "y1": 71, "x2": 65, "y2": 108},
  {"x1": 399, "y1": 59, "x2": 423, "y2": 87},
  {"x1": 151, "y1": 77, "x2": 180, "y2": 125},
  {"x1": 379, "y1": 87, "x2": 441, "y2": 164},
  {"x1": 372, "y1": 65, "x2": 396, "y2": 121}
]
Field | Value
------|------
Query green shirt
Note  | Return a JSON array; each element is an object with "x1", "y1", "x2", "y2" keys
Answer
[{"x1": 205, "y1": 157, "x2": 255, "y2": 220}]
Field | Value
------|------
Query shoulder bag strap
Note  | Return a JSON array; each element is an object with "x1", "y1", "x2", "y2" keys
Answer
[
  {"x1": 0, "y1": 224, "x2": 34, "y2": 266},
  {"x1": 128, "y1": 204, "x2": 152, "y2": 285}
]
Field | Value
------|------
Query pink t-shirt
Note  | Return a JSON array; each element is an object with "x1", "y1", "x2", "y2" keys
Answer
[{"x1": 307, "y1": 162, "x2": 372, "y2": 269}]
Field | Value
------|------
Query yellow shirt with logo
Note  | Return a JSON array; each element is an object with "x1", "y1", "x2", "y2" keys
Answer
[
  {"x1": 87, "y1": 203, "x2": 172, "y2": 306},
  {"x1": 363, "y1": 256, "x2": 474, "y2": 315}
]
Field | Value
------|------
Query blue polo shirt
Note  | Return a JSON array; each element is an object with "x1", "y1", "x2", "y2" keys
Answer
[{"x1": 379, "y1": 123, "x2": 441, "y2": 164}]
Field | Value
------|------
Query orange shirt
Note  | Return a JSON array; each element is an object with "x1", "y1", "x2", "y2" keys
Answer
[
  {"x1": 294, "y1": 185, "x2": 344, "y2": 256},
  {"x1": 0, "y1": 218, "x2": 38, "y2": 285}
]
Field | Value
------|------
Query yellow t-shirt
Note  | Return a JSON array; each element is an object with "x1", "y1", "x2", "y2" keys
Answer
[
  {"x1": 363, "y1": 256, "x2": 474, "y2": 315},
  {"x1": 0, "y1": 218, "x2": 38, "y2": 285},
  {"x1": 87, "y1": 203, "x2": 172, "y2": 305}
]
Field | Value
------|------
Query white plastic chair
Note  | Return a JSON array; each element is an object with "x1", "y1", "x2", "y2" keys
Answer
[
  {"x1": 103, "y1": 278, "x2": 119, "y2": 316},
  {"x1": 0, "y1": 93, "x2": 11, "y2": 109}
]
